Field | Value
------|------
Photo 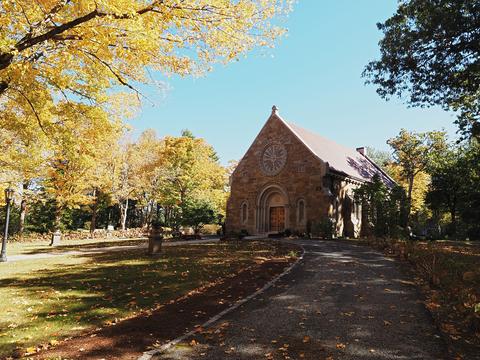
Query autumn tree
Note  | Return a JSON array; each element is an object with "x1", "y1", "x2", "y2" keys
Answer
[
  {"x1": 0, "y1": 81, "x2": 57, "y2": 234},
  {"x1": 129, "y1": 129, "x2": 163, "y2": 228},
  {"x1": 85, "y1": 135, "x2": 126, "y2": 235},
  {"x1": 0, "y1": 0, "x2": 291, "y2": 139},
  {"x1": 153, "y1": 134, "x2": 227, "y2": 229},
  {"x1": 364, "y1": 0, "x2": 480, "y2": 139},
  {"x1": 386, "y1": 163, "x2": 430, "y2": 215},
  {"x1": 387, "y1": 129, "x2": 446, "y2": 221},
  {"x1": 108, "y1": 140, "x2": 137, "y2": 231},
  {"x1": 0, "y1": 128, "x2": 48, "y2": 234},
  {"x1": 44, "y1": 105, "x2": 123, "y2": 233},
  {"x1": 1, "y1": 1, "x2": 287, "y2": 236},
  {"x1": 1, "y1": 0, "x2": 287, "y2": 232}
]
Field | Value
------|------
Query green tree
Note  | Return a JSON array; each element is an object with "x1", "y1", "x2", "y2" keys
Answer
[
  {"x1": 354, "y1": 175, "x2": 408, "y2": 238},
  {"x1": 458, "y1": 146, "x2": 480, "y2": 239},
  {"x1": 364, "y1": 0, "x2": 480, "y2": 139},
  {"x1": 181, "y1": 199, "x2": 217, "y2": 234},
  {"x1": 427, "y1": 141, "x2": 480, "y2": 239},
  {"x1": 180, "y1": 129, "x2": 195, "y2": 139},
  {"x1": 365, "y1": 146, "x2": 393, "y2": 172},
  {"x1": 426, "y1": 146, "x2": 464, "y2": 237}
]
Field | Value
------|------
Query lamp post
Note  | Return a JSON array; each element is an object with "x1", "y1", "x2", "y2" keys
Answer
[{"x1": 1, "y1": 187, "x2": 14, "y2": 262}]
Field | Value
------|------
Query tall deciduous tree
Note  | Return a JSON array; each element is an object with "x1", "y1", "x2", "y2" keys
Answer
[
  {"x1": 0, "y1": 115, "x2": 50, "y2": 235},
  {"x1": 130, "y1": 129, "x2": 163, "y2": 228},
  {"x1": 426, "y1": 146, "x2": 464, "y2": 236},
  {"x1": 109, "y1": 140, "x2": 137, "y2": 231},
  {"x1": 0, "y1": 0, "x2": 291, "y2": 137},
  {"x1": 387, "y1": 129, "x2": 446, "y2": 220},
  {"x1": 154, "y1": 134, "x2": 227, "y2": 229},
  {"x1": 386, "y1": 163, "x2": 430, "y2": 215},
  {"x1": 354, "y1": 175, "x2": 408, "y2": 238},
  {"x1": 364, "y1": 0, "x2": 480, "y2": 139},
  {"x1": 45, "y1": 104, "x2": 123, "y2": 232},
  {"x1": 427, "y1": 141, "x2": 480, "y2": 238},
  {"x1": 365, "y1": 146, "x2": 393, "y2": 172}
]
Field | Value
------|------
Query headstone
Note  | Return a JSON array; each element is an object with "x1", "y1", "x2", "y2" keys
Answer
[
  {"x1": 50, "y1": 230, "x2": 61, "y2": 246},
  {"x1": 148, "y1": 226, "x2": 163, "y2": 255},
  {"x1": 106, "y1": 225, "x2": 114, "y2": 238}
]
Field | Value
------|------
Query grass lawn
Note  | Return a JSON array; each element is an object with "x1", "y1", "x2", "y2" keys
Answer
[
  {"x1": 6, "y1": 236, "x2": 148, "y2": 256},
  {"x1": 0, "y1": 241, "x2": 284, "y2": 358}
]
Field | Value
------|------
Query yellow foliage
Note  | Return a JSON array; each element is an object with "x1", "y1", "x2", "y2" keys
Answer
[
  {"x1": 0, "y1": 0, "x2": 289, "y2": 217},
  {"x1": 153, "y1": 134, "x2": 228, "y2": 214},
  {"x1": 386, "y1": 163, "x2": 430, "y2": 213},
  {"x1": 0, "y1": 0, "x2": 291, "y2": 137},
  {"x1": 44, "y1": 104, "x2": 124, "y2": 211}
]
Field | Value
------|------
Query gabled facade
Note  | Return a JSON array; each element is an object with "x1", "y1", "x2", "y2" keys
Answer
[{"x1": 226, "y1": 106, "x2": 394, "y2": 238}]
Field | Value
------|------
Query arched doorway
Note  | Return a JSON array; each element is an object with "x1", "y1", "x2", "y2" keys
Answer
[{"x1": 256, "y1": 185, "x2": 289, "y2": 233}]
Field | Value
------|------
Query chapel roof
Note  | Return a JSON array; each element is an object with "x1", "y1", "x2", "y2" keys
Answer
[{"x1": 274, "y1": 111, "x2": 395, "y2": 187}]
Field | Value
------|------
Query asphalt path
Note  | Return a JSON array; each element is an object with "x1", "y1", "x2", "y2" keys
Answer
[{"x1": 154, "y1": 240, "x2": 447, "y2": 360}]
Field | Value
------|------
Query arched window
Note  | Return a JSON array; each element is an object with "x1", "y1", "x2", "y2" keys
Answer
[
  {"x1": 241, "y1": 202, "x2": 248, "y2": 224},
  {"x1": 297, "y1": 199, "x2": 306, "y2": 224}
]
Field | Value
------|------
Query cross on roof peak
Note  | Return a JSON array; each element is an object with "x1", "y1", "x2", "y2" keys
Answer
[{"x1": 272, "y1": 105, "x2": 279, "y2": 115}]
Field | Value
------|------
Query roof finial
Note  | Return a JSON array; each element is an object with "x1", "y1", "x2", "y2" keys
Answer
[{"x1": 272, "y1": 105, "x2": 279, "y2": 115}]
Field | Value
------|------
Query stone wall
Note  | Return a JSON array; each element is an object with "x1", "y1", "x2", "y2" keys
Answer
[
  {"x1": 227, "y1": 114, "x2": 331, "y2": 235},
  {"x1": 226, "y1": 113, "x2": 364, "y2": 238}
]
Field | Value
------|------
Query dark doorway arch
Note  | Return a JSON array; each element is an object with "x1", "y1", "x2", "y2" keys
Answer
[{"x1": 256, "y1": 185, "x2": 289, "y2": 233}]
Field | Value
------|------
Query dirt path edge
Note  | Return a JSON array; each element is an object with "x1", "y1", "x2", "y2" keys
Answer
[{"x1": 138, "y1": 240, "x2": 305, "y2": 360}]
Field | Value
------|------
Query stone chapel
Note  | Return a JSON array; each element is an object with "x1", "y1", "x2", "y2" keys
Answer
[{"x1": 225, "y1": 106, "x2": 395, "y2": 238}]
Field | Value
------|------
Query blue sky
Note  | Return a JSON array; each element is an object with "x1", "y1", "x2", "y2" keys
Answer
[{"x1": 129, "y1": 1, "x2": 458, "y2": 164}]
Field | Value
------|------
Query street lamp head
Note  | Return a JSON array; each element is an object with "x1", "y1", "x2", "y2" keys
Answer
[{"x1": 4, "y1": 188, "x2": 14, "y2": 202}]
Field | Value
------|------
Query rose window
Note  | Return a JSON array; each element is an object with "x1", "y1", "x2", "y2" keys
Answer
[{"x1": 261, "y1": 144, "x2": 287, "y2": 176}]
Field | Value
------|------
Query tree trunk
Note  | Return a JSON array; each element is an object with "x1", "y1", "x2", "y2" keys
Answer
[
  {"x1": 54, "y1": 204, "x2": 63, "y2": 232},
  {"x1": 165, "y1": 206, "x2": 170, "y2": 227},
  {"x1": 90, "y1": 188, "x2": 99, "y2": 237},
  {"x1": 142, "y1": 201, "x2": 151, "y2": 229},
  {"x1": 145, "y1": 200, "x2": 155, "y2": 229},
  {"x1": 19, "y1": 182, "x2": 29, "y2": 235},
  {"x1": 450, "y1": 195, "x2": 457, "y2": 238},
  {"x1": 406, "y1": 174, "x2": 415, "y2": 224},
  {"x1": 120, "y1": 198, "x2": 129, "y2": 231}
]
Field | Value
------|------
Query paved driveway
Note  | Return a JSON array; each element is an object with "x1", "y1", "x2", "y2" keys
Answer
[{"x1": 154, "y1": 240, "x2": 447, "y2": 360}]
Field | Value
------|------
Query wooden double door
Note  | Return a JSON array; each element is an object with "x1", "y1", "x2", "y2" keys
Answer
[{"x1": 269, "y1": 206, "x2": 285, "y2": 232}]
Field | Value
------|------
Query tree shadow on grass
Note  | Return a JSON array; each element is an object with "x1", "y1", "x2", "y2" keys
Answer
[
  {"x1": 21, "y1": 239, "x2": 148, "y2": 255},
  {"x1": 1, "y1": 243, "x2": 277, "y2": 358}
]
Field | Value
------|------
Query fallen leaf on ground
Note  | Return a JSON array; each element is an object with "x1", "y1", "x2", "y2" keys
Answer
[{"x1": 25, "y1": 347, "x2": 37, "y2": 355}]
